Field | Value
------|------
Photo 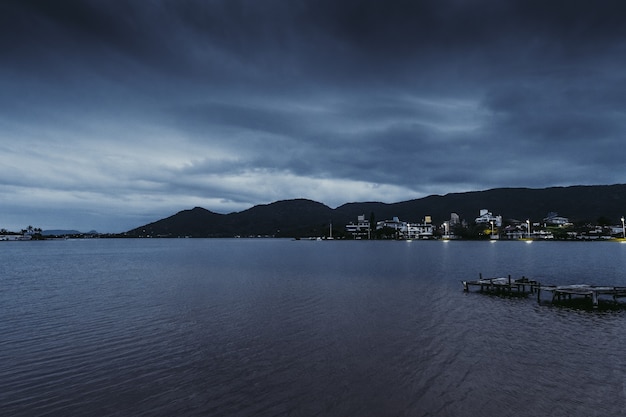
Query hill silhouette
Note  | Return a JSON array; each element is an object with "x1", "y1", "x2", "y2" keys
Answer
[{"x1": 125, "y1": 184, "x2": 626, "y2": 238}]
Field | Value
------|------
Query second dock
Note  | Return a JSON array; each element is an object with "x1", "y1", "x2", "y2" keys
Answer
[{"x1": 463, "y1": 273, "x2": 626, "y2": 308}]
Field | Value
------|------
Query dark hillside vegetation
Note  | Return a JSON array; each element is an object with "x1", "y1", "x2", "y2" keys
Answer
[{"x1": 125, "y1": 184, "x2": 626, "y2": 238}]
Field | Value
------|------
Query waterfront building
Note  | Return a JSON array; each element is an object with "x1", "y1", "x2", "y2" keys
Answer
[
  {"x1": 0, "y1": 234, "x2": 31, "y2": 241},
  {"x1": 376, "y1": 216, "x2": 434, "y2": 239},
  {"x1": 475, "y1": 209, "x2": 502, "y2": 227},
  {"x1": 377, "y1": 216, "x2": 404, "y2": 231},
  {"x1": 404, "y1": 221, "x2": 434, "y2": 239},
  {"x1": 345, "y1": 214, "x2": 371, "y2": 239}
]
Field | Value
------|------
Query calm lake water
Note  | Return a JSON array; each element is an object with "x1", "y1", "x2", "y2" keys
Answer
[{"x1": 2, "y1": 239, "x2": 626, "y2": 416}]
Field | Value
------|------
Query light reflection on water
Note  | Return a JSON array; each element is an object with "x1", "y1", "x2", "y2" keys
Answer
[{"x1": 1, "y1": 239, "x2": 626, "y2": 416}]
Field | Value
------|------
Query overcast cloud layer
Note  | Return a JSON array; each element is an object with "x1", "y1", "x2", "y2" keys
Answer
[{"x1": 2, "y1": 0, "x2": 626, "y2": 232}]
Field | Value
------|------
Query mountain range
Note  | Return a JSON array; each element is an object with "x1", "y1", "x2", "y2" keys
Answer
[{"x1": 125, "y1": 184, "x2": 626, "y2": 238}]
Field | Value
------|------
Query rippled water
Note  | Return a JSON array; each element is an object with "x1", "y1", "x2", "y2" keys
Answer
[{"x1": 2, "y1": 239, "x2": 626, "y2": 416}]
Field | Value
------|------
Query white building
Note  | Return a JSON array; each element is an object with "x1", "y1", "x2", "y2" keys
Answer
[
  {"x1": 346, "y1": 214, "x2": 371, "y2": 238},
  {"x1": 377, "y1": 216, "x2": 434, "y2": 239},
  {"x1": 475, "y1": 209, "x2": 502, "y2": 227},
  {"x1": 404, "y1": 222, "x2": 434, "y2": 239},
  {"x1": 0, "y1": 234, "x2": 30, "y2": 241},
  {"x1": 377, "y1": 216, "x2": 405, "y2": 231}
]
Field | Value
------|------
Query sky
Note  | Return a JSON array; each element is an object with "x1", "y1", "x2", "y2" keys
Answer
[{"x1": 2, "y1": 0, "x2": 626, "y2": 232}]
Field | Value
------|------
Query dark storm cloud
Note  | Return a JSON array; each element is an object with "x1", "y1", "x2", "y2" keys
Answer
[
  {"x1": 2, "y1": 0, "x2": 626, "y2": 231},
  {"x1": 5, "y1": 0, "x2": 626, "y2": 92}
]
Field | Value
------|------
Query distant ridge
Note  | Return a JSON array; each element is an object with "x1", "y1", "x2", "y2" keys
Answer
[
  {"x1": 125, "y1": 184, "x2": 626, "y2": 238},
  {"x1": 42, "y1": 229, "x2": 82, "y2": 236}
]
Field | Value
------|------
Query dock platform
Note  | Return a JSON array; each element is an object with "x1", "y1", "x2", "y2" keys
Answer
[
  {"x1": 463, "y1": 274, "x2": 626, "y2": 308},
  {"x1": 540, "y1": 284, "x2": 626, "y2": 307},
  {"x1": 462, "y1": 274, "x2": 540, "y2": 297}
]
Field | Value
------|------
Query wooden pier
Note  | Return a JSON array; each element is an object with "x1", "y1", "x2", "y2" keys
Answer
[
  {"x1": 462, "y1": 274, "x2": 541, "y2": 297},
  {"x1": 540, "y1": 284, "x2": 626, "y2": 307},
  {"x1": 463, "y1": 274, "x2": 626, "y2": 308}
]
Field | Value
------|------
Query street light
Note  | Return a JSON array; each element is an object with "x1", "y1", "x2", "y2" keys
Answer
[
  {"x1": 526, "y1": 219, "x2": 531, "y2": 239},
  {"x1": 621, "y1": 216, "x2": 625, "y2": 239}
]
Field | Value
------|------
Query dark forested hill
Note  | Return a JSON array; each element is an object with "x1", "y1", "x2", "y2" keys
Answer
[
  {"x1": 126, "y1": 199, "x2": 335, "y2": 238},
  {"x1": 125, "y1": 184, "x2": 626, "y2": 237}
]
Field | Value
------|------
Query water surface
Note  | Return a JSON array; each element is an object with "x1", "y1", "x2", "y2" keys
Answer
[{"x1": 2, "y1": 239, "x2": 626, "y2": 416}]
